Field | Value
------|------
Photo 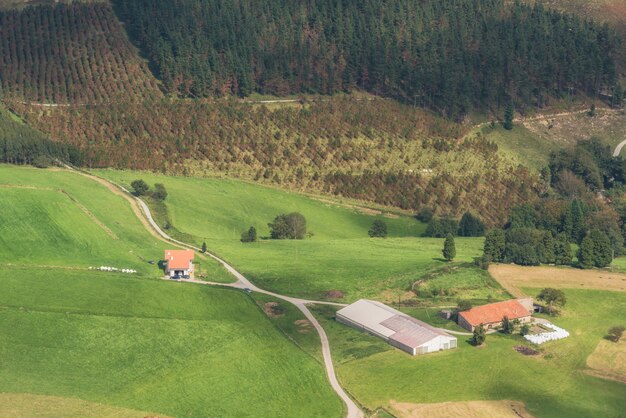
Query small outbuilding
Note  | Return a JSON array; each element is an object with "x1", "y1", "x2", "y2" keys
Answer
[
  {"x1": 457, "y1": 299, "x2": 533, "y2": 332},
  {"x1": 164, "y1": 249, "x2": 195, "y2": 278},
  {"x1": 336, "y1": 299, "x2": 457, "y2": 355}
]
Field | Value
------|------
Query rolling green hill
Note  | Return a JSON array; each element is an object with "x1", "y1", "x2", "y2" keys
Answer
[
  {"x1": 0, "y1": 165, "x2": 342, "y2": 417},
  {"x1": 99, "y1": 169, "x2": 490, "y2": 302}
]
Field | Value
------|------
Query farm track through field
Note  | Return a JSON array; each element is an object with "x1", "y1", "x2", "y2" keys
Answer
[{"x1": 64, "y1": 166, "x2": 364, "y2": 418}]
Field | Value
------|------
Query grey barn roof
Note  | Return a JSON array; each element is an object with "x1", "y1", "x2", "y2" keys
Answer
[{"x1": 336, "y1": 299, "x2": 454, "y2": 349}]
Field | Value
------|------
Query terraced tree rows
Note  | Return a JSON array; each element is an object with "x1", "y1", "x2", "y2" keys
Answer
[
  {"x1": 0, "y1": 3, "x2": 161, "y2": 103},
  {"x1": 10, "y1": 98, "x2": 539, "y2": 223}
]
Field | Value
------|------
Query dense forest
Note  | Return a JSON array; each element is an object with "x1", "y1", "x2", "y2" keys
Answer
[
  {"x1": 114, "y1": 0, "x2": 621, "y2": 116},
  {"x1": 481, "y1": 138, "x2": 626, "y2": 268},
  {"x1": 8, "y1": 98, "x2": 538, "y2": 223},
  {"x1": 0, "y1": 3, "x2": 161, "y2": 103},
  {"x1": 0, "y1": 106, "x2": 82, "y2": 166}
]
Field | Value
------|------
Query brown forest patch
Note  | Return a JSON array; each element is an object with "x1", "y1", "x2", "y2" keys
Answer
[
  {"x1": 488, "y1": 264, "x2": 626, "y2": 297},
  {"x1": 389, "y1": 400, "x2": 533, "y2": 418}
]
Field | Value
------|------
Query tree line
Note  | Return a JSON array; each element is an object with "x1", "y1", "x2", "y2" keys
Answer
[
  {"x1": 0, "y1": 107, "x2": 82, "y2": 166},
  {"x1": 114, "y1": 0, "x2": 620, "y2": 116},
  {"x1": 482, "y1": 138, "x2": 626, "y2": 269}
]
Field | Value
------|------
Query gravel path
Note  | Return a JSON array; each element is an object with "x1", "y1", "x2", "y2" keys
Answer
[{"x1": 73, "y1": 168, "x2": 362, "y2": 418}]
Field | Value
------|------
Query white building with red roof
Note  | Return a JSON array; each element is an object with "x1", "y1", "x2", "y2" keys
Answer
[
  {"x1": 458, "y1": 299, "x2": 533, "y2": 332},
  {"x1": 336, "y1": 299, "x2": 457, "y2": 355},
  {"x1": 164, "y1": 249, "x2": 195, "y2": 278}
]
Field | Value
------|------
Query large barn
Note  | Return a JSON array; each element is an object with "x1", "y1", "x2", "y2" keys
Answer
[
  {"x1": 457, "y1": 299, "x2": 533, "y2": 332},
  {"x1": 336, "y1": 299, "x2": 457, "y2": 355}
]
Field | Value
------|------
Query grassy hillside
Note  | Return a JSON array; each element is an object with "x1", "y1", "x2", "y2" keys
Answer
[
  {"x1": 0, "y1": 165, "x2": 234, "y2": 281},
  {"x1": 0, "y1": 3, "x2": 161, "y2": 103},
  {"x1": 312, "y1": 289, "x2": 626, "y2": 417},
  {"x1": 0, "y1": 164, "x2": 343, "y2": 417},
  {"x1": 98, "y1": 169, "x2": 491, "y2": 302},
  {"x1": 0, "y1": 271, "x2": 344, "y2": 417}
]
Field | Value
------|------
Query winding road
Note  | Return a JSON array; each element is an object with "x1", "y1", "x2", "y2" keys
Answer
[{"x1": 72, "y1": 168, "x2": 363, "y2": 418}]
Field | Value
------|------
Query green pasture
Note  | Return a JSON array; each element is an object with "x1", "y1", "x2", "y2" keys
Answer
[
  {"x1": 0, "y1": 269, "x2": 343, "y2": 417},
  {"x1": 0, "y1": 165, "x2": 231, "y2": 281},
  {"x1": 97, "y1": 170, "x2": 485, "y2": 301},
  {"x1": 312, "y1": 289, "x2": 626, "y2": 417}
]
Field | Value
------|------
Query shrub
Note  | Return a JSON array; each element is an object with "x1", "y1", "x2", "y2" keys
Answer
[
  {"x1": 131, "y1": 179, "x2": 149, "y2": 196},
  {"x1": 605, "y1": 325, "x2": 625, "y2": 342},
  {"x1": 520, "y1": 324, "x2": 531, "y2": 336},
  {"x1": 152, "y1": 183, "x2": 168, "y2": 200},
  {"x1": 457, "y1": 300, "x2": 472, "y2": 312},
  {"x1": 416, "y1": 207, "x2": 434, "y2": 223},
  {"x1": 368, "y1": 219, "x2": 388, "y2": 238},
  {"x1": 537, "y1": 288, "x2": 566, "y2": 315},
  {"x1": 241, "y1": 226, "x2": 257, "y2": 243},
  {"x1": 33, "y1": 155, "x2": 52, "y2": 168}
]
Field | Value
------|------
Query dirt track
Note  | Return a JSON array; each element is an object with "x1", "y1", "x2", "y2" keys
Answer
[
  {"x1": 390, "y1": 400, "x2": 532, "y2": 418},
  {"x1": 489, "y1": 264, "x2": 626, "y2": 297}
]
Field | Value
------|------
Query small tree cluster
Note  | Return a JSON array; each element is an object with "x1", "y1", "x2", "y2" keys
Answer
[
  {"x1": 368, "y1": 219, "x2": 388, "y2": 238},
  {"x1": 130, "y1": 179, "x2": 168, "y2": 201},
  {"x1": 483, "y1": 228, "x2": 572, "y2": 266},
  {"x1": 268, "y1": 213, "x2": 306, "y2": 239},
  {"x1": 458, "y1": 212, "x2": 485, "y2": 237},
  {"x1": 131, "y1": 179, "x2": 149, "y2": 196},
  {"x1": 240, "y1": 226, "x2": 257, "y2": 243},
  {"x1": 424, "y1": 216, "x2": 458, "y2": 238}
]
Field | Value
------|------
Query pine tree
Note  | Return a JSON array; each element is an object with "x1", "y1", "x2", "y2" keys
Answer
[
  {"x1": 554, "y1": 234, "x2": 573, "y2": 265},
  {"x1": 472, "y1": 324, "x2": 486, "y2": 346},
  {"x1": 201, "y1": 242, "x2": 207, "y2": 253},
  {"x1": 501, "y1": 315, "x2": 513, "y2": 334},
  {"x1": 612, "y1": 84, "x2": 623, "y2": 109},
  {"x1": 588, "y1": 229, "x2": 612, "y2": 268},
  {"x1": 483, "y1": 229, "x2": 506, "y2": 262},
  {"x1": 577, "y1": 235, "x2": 595, "y2": 269},
  {"x1": 503, "y1": 101, "x2": 514, "y2": 130},
  {"x1": 541, "y1": 231, "x2": 556, "y2": 264},
  {"x1": 443, "y1": 233, "x2": 456, "y2": 261}
]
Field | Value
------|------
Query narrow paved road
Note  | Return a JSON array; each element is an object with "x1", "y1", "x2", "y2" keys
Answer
[{"x1": 74, "y1": 168, "x2": 363, "y2": 418}]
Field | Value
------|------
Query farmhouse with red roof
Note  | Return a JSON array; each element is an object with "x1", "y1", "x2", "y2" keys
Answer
[
  {"x1": 164, "y1": 249, "x2": 195, "y2": 278},
  {"x1": 458, "y1": 299, "x2": 533, "y2": 332}
]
